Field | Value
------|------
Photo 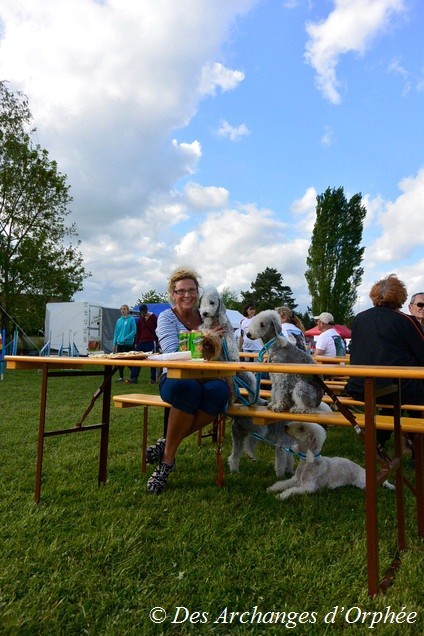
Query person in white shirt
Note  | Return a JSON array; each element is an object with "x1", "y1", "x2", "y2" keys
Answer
[
  {"x1": 314, "y1": 312, "x2": 345, "y2": 357},
  {"x1": 239, "y1": 305, "x2": 262, "y2": 355}
]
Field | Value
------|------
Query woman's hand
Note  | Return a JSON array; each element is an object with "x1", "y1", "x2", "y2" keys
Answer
[{"x1": 211, "y1": 325, "x2": 225, "y2": 337}]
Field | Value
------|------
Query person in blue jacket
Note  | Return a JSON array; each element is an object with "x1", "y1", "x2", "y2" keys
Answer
[{"x1": 113, "y1": 304, "x2": 136, "y2": 381}]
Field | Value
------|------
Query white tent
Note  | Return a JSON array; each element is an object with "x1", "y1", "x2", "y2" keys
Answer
[{"x1": 226, "y1": 309, "x2": 244, "y2": 330}]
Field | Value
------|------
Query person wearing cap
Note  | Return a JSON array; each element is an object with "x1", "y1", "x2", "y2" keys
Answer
[
  {"x1": 314, "y1": 311, "x2": 345, "y2": 357},
  {"x1": 238, "y1": 304, "x2": 262, "y2": 357},
  {"x1": 127, "y1": 304, "x2": 158, "y2": 384}
]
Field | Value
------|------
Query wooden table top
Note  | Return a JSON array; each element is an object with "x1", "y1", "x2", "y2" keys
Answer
[{"x1": 5, "y1": 354, "x2": 424, "y2": 380}]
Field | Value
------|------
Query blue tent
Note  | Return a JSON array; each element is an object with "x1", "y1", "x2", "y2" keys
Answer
[{"x1": 132, "y1": 302, "x2": 170, "y2": 316}]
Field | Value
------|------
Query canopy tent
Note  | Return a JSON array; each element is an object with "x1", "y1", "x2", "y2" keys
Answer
[{"x1": 304, "y1": 324, "x2": 352, "y2": 339}]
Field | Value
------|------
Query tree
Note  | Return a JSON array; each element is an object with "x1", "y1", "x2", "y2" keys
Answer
[
  {"x1": 0, "y1": 82, "x2": 88, "y2": 335},
  {"x1": 220, "y1": 287, "x2": 240, "y2": 310},
  {"x1": 240, "y1": 267, "x2": 297, "y2": 312},
  {"x1": 305, "y1": 186, "x2": 366, "y2": 325},
  {"x1": 136, "y1": 290, "x2": 169, "y2": 304}
]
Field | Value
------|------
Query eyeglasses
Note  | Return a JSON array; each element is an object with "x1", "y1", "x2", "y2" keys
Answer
[
  {"x1": 412, "y1": 302, "x2": 424, "y2": 309},
  {"x1": 173, "y1": 288, "x2": 198, "y2": 297}
]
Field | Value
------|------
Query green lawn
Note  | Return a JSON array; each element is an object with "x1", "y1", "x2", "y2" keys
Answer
[{"x1": 1, "y1": 368, "x2": 423, "y2": 635}]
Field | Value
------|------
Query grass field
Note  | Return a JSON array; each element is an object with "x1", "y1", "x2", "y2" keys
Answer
[{"x1": 1, "y1": 367, "x2": 424, "y2": 635}]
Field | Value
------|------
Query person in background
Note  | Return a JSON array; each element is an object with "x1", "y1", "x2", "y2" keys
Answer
[
  {"x1": 239, "y1": 305, "x2": 262, "y2": 358},
  {"x1": 409, "y1": 292, "x2": 424, "y2": 329},
  {"x1": 146, "y1": 267, "x2": 230, "y2": 494},
  {"x1": 275, "y1": 306, "x2": 307, "y2": 351},
  {"x1": 127, "y1": 304, "x2": 158, "y2": 385},
  {"x1": 346, "y1": 273, "x2": 424, "y2": 449},
  {"x1": 113, "y1": 304, "x2": 137, "y2": 382},
  {"x1": 314, "y1": 312, "x2": 345, "y2": 357}
]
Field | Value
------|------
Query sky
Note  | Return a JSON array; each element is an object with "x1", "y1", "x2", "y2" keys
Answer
[{"x1": 1, "y1": 0, "x2": 424, "y2": 316}]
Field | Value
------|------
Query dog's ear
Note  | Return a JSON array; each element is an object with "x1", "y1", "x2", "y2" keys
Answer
[
  {"x1": 217, "y1": 293, "x2": 227, "y2": 323},
  {"x1": 271, "y1": 311, "x2": 282, "y2": 338},
  {"x1": 305, "y1": 425, "x2": 326, "y2": 462}
]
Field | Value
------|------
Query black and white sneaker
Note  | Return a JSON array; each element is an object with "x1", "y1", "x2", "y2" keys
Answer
[
  {"x1": 146, "y1": 437, "x2": 166, "y2": 465},
  {"x1": 146, "y1": 461, "x2": 176, "y2": 494}
]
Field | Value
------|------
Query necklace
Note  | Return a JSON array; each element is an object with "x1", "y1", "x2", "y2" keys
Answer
[{"x1": 174, "y1": 308, "x2": 198, "y2": 329}]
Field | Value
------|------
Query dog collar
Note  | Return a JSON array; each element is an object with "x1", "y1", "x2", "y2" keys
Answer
[
  {"x1": 257, "y1": 337, "x2": 277, "y2": 362},
  {"x1": 284, "y1": 446, "x2": 321, "y2": 461},
  {"x1": 251, "y1": 432, "x2": 321, "y2": 460}
]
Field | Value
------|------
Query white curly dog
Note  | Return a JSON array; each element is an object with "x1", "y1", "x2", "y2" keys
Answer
[
  {"x1": 246, "y1": 309, "x2": 324, "y2": 413},
  {"x1": 267, "y1": 421, "x2": 395, "y2": 500},
  {"x1": 199, "y1": 287, "x2": 293, "y2": 477}
]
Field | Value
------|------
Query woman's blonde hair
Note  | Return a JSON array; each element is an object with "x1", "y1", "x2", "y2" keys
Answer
[
  {"x1": 167, "y1": 267, "x2": 201, "y2": 304},
  {"x1": 275, "y1": 306, "x2": 305, "y2": 332},
  {"x1": 369, "y1": 273, "x2": 407, "y2": 309}
]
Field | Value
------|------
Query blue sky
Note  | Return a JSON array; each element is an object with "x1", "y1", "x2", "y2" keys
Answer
[{"x1": 1, "y1": 0, "x2": 423, "y2": 316}]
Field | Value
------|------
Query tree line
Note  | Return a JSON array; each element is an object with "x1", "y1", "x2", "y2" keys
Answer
[{"x1": 1, "y1": 82, "x2": 366, "y2": 337}]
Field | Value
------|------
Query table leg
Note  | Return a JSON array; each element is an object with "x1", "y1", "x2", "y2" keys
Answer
[
  {"x1": 35, "y1": 364, "x2": 49, "y2": 503},
  {"x1": 98, "y1": 365, "x2": 113, "y2": 485},
  {"x1": 364, "y1": 377, "x2": 379, "y2": 596}
]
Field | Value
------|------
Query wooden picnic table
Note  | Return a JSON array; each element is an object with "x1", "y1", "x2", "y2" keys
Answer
[{"x1": 6, "y1": 353, "x2": 424, "y2": 596}]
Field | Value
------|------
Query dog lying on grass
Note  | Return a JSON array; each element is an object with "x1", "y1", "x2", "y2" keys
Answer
[{"x1": 267, "y1": 421, "x2": 395, "y2": 500}]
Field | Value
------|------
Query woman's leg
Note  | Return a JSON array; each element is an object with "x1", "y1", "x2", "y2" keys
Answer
[
  {"x1": 161, "y1": 408, "x2": 216, "y2": 465},
  {"x1": 159, "y1": 377, "x2": 229, "y2": 464},
  {"x1": 147, "y1": 377, "x2": 229, "y2": 493}
]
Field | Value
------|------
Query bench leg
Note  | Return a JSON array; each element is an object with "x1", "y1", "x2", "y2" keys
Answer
[
  {"x1": 392, "y1": 388, "x2": 406, "y2": 553},
  {"x1": 414, "y1": 434, "x2": 424, "y2": 537},
  {"x1": 215, "y1": 414, "x2": 225, "y2": 487}
]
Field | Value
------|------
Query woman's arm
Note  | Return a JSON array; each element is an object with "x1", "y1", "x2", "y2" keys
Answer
[{"x1": 156, "y1": 310, "x2": 180, "y2": 354}]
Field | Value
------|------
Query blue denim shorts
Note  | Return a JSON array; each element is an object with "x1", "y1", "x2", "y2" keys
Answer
[{"x1": 159, "y1": 374, "x2": 230, "y2": 416}]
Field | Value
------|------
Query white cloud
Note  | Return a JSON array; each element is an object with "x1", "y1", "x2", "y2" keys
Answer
[
  {"x1": 1, "y1": 0, "x2": 422, "y2": 316},
  {"x1": 0, "y1": 0, "x2": 255, "y2": 236},
  {"x1": 290, "y1": 187, "x2": 317, "y2": 233},
  {"x1": 304, "y1": 0, "x2": 406, "y2": 104},
  {"x1": 183, "y1": 182, "x2": 229, "y2": 210},
  {"x1": 216, "y1": 119, "x2": 250, "y2": 141},
  {"x1": 199, "y1": 62, "x2": 245, "y2": 96},
  {"x1": 367, "y1": 167, "x2": 424, "y2": 262},
  {"x1": 321, "y1": 124, "x2": 335, "y2": 146}
]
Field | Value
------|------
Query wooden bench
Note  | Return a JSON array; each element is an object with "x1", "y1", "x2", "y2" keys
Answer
[
  {"x1": 260, "y1": 376, "x2": 348, "y2": 394},
  {"x1": 113, "y1": 392, "x2": 424, "y2": 433},
  {"x1": 113, "y1": 392, "x2": 424, "y2": 474},
  {"x1": 225, "y1": 402, "x2": 424, "y2": 433}
]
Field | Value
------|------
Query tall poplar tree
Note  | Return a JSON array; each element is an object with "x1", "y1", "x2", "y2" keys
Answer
[
  {"x1": 305, "y1": 187, "x2": 366, "y2": 325},
  {"x1": 0, "y1": 82, "x2": 89, "y2": 334}
]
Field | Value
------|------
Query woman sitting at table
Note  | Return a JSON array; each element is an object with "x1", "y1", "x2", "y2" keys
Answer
[
  {"x1": 346, "y1": 273, "x2": 424, "y2": 449},
  {"x1": 146, "y1": 267, "x2": 230, "y2": 494}
]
